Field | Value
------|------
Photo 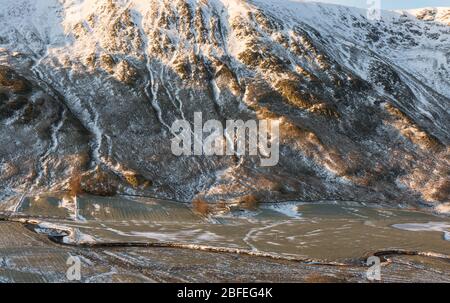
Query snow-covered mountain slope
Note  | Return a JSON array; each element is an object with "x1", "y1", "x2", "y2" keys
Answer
[
  {"x1": 0, "y1": 0, "x2": 448, "y2": 211},
  {"x1": 406, "y1": 7, "x2": 450, "y2": 25}
]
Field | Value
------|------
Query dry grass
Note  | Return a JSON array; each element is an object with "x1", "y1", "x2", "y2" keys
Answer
[
  {"x1": 239, "y1": 194, "x2": 259, "y2": 210},
  {"x1": 275, "y1": 79, "x2": 312, "y2": 109},
  {"x1": 308, "y1": 103, "x2": 340, "y2": 118},
  {"x1": 115, "y1": 60, "x2": 137, "y2": 85},
  {"x1": 0, "y1": 66, "x2": 31, "y2": 94},
  {"x1": 123, "y1": 172, "x2": 152, "y2": 189},
  {"x1": 274, "y1": 79, "x2": 339, "y2": 118},
  {"x1": 192, "y1": 198, "x2": 210, "y2": 216},
  {"x1": 429, "y1": 179, "x2": 450, "y2": 202},
  {"x1": 124, "y1": 173, "x2": 139, "y2": 188},
  {"x1": 385, "y1": 103, "x2": 442, "y2": 150},
  {"x1": 68, "y1": 173, "x2": 82, "y2": 197}
]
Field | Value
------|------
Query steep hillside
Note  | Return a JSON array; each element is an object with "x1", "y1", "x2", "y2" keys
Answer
[{"x1": 0, "y1": 0, "x2": 448, "y2": 212}]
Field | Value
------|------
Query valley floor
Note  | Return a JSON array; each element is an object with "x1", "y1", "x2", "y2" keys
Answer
[{"x1": 0, "y1": 220, "x2": 449, "y2": 283}]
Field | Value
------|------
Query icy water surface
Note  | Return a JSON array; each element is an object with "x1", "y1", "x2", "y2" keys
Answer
[{"x1": 7, "y1": 193, "x2": 450, "y2": 265}]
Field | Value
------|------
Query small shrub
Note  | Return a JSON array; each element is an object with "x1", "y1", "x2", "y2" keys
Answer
[
  {"x1": 123, "y1": 172, "x2": 152, "y2": 189},
  {"x1": 430, "y1": 179, "x2": 450, "y2": 202},
  {"x1": 114, "y1": 60, "x2": 137, "y2": 84},
  {"x1": 308, "y1": 103, "x2": 340, "y2": 118},
  {"x1": 124, "y1": 173, "x2": 139, "y2": 188},
  {"x1": 192, "y1": 198, "x2": 210, "y2": 216},
  {"x1": 68, "y1": 173, "x2": 82, "y2": 197},
  {"x1": 385, "y1": 103, "x2": 442, "y2": 150},
  {"x1": 0, "y1": 66, "x2": 32, "y2": 94},
  {"x1": 275, "y1": 79, "x2": 312, "y2": 109},
  {"x1": 81, "y1": 167, "x2": 118, "y2": 196},
  {"x1": 100, "y1": 54, "x2": 115, "y2": 73},
  {"x1": 239, "y1": 194, "x2": 259, "y2": 210},
  {"x1": 173, "y1": 57, "x2": 191, "y2": 80},
  {"x1": 84, "y1": 53, "x2": 96, "y2": 68}
]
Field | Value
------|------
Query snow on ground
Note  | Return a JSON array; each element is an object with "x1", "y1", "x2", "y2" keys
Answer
[{"x1": 0, "y1": 0, "x2": 448, "y2": 98}]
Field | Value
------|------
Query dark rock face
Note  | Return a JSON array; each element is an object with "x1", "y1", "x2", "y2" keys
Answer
[{"x1": 0, "y1": 0, "x2": 448, "y2": 210}]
